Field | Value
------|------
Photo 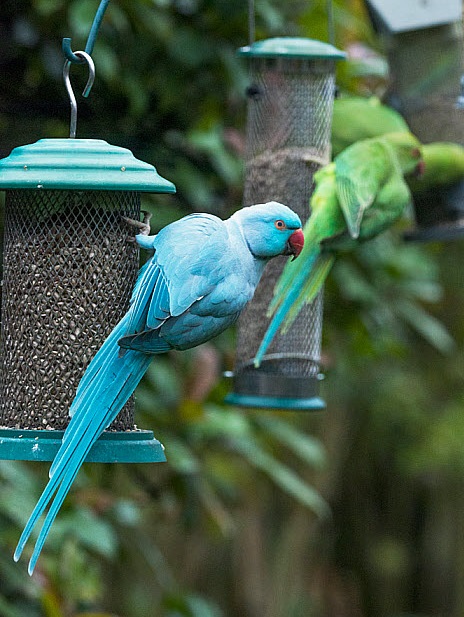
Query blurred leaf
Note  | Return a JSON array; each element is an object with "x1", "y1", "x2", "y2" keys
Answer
[
  {"x1": 347, "y1": 57, "x2": 389, "y2": 79},
  {"x1": 41, "y1": 589, "x2": 63, "y2": 617},
  {"x1": 92, "y1": 41, "x2": 120, "y2": 81},
  {"x1": 254, "y1": 415, "x2": 327, "y2": 469},
  {"x1": 186, "y1": 125, "x2": 242, "y2": 186},
  {"x1": 34, "y1": 0, "x2": 63, "y2": 17},
  {"x1": 75, "y1": 613, "x2": 119, "y2": 617},
  {"x1": 111, "y1": 499, "x2": 141, "y2": 527},
  {"x1": 192, "y1": 406, "x2": 252, "y2": 442},
  {"x1": 0, "y1": 596, "x2": 32, "y2": 617},
  {"x1": 395, "y1": 298, "x2": 455, "y2": 354},
  {"x1": 235, "y1": 440, "x2": 330, "y2": 519},
  {"x1": 51, "y1": 507, "x2": 117, "y2": 558},
  {"x1": 67, "y1": 0, "x2": 95, "y2": 38},
  {"x1": 164, "y1": 438, "x2": 201, "y2": 475},
  {"x1": 163, "y1": 592, "x2": 224, "y2": 617}
]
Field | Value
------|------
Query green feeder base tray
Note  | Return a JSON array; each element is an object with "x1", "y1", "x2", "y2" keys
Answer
[
  {"x1": 225, "y1": 392, "x2": 326, "y2": 411},
  {"x1": 224, "y1": 370, "x2": 326, "y2": 411},
  {"x1": 0, "y1": 428, "x2": 166, "y2": 463}
]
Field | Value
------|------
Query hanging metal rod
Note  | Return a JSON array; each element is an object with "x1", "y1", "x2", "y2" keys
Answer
[
  {"x1": 248, "y1": 0, "x2": 255, "y2": 46},
  {"x1": 63, "y1": 51, "x2": 96, "y2": 138},
  {"x1": 326, "y1": 0, "x2": 335, "y2": 46}
]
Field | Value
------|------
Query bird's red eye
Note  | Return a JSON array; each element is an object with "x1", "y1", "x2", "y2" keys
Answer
[{"x1": 275, "y1": 220, "x2": 286, "y2": 230}]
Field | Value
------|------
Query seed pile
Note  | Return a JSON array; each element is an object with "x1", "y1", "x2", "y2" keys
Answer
[{"x1": 0, "y1": 190, "x2": 140, "y2": 431}]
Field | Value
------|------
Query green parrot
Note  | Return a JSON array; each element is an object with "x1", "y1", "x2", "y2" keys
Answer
[
  {"x1": 331, "y1": 96, "x2": 410, "y2": 157},
  {"x1": 254, "y1": 131, "x2": 425, "y2": 367},
  {"x1": 407, "y1": 141, "x2": 464, "y2": 195}
]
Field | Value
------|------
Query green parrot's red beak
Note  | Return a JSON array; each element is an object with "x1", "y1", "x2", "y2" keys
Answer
[
  {"x1": 415, "y1": 159, "x2": 426, "y2": 177},
  {"x1": 288, "y1": 228, "x2": 304, "y2": 259}
]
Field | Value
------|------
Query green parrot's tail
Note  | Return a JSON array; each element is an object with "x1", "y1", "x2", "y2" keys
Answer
[
  {"x1": 254, "y1": 251, "x2": 335, "y2": 368},
  {"x1": 281, "y1": 253, "x2": 335, "y2": 328}
]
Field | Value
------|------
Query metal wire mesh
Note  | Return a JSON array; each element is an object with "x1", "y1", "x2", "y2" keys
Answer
[
  {"x1": 0, "y1": 190, "x2": 140, "y2": 430},
  {"x1": 234, "y1": 57, "x2": 336, "y2": 397}
]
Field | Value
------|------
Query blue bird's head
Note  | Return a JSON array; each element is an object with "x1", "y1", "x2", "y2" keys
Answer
[{"x1": 231, "y1": 201, "x2": 304, "y2": 260}]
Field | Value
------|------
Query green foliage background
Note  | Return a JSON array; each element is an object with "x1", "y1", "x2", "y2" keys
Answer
[{"x1": 1, "y1": 1, "x2": 464, "y2": 616}]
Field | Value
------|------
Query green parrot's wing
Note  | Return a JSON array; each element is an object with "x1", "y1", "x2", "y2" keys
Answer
[
  {"x1": 336, "y1": 176, "x2": 375, "y2": 239},
  {"x1": 335, "y1": 140, "x2": 388, "y2": 239}
]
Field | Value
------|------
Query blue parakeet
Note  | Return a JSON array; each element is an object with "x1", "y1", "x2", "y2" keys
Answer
[
  {"x1": 254, "y1": 132, "x2": 425, "y2": 367},
  {"x1": 14, "y1": 201, "x2": 304, "y2": 574}
]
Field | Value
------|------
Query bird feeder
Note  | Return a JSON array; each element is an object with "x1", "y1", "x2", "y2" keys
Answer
[
  {"x1": 365, "y1": 0, "x2": 464, "y2": 241},
  {"x1": 0, "y1": 137, "x2": 175, "y2": 462},
  {"x1": 226, "y1": 37, "x2": 345, "y2": 410}
]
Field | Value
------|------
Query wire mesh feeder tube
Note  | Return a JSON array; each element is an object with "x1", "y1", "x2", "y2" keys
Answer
[
  {"x1": 0, "y1": 138, "x2": 175, "y2": 461},
  {"x1": 226, "y1": 38, "x2": 345, "y2": 410}
]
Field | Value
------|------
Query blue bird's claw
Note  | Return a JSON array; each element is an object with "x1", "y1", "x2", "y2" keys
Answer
[{"x1": 121, "y1": 210, "x2": 152, "y2": 238}]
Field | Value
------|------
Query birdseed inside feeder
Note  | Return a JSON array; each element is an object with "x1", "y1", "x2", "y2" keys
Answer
[
  {"x1": 226, "y1": 37, "x2": 345, "y2": 410},
  {"x1": 0, "y1": 137, "x2": 175, "y2": 462}
]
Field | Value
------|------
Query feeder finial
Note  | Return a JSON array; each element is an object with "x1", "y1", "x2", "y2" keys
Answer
[{"x1": 63, "y1": 51, "x2": 95, "y2": 138}]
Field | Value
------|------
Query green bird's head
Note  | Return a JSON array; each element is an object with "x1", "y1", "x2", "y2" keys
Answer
[{"x1": 383, "y1": 131, "x2": 425, "y2": 177}]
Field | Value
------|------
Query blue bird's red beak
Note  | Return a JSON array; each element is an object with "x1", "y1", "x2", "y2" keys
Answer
[{"x1": 288, "y1": 228, "x2": 304, "y2": 260}]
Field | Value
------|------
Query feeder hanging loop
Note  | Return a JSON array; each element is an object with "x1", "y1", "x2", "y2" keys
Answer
[
  {"x1": 62, "y1": 0, "x2": 111, "y2": 66},
  {"x1": 63, "y1": 50, "x2": 95, "y2": 139}
]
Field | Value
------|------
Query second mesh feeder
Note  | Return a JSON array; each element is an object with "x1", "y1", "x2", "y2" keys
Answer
[{"x1": 226, "y1": 37, "x2": 345, "y2": 410}]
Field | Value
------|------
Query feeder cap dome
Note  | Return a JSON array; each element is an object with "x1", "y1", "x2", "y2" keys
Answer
[
  {"x1": 0, "y1": 138, "x2": 176, "y2": 193},
  {"x1": 238, "y1": 37, "x2": 346, "y2": 60}
]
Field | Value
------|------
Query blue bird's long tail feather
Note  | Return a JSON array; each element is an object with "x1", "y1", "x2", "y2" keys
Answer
[
  {"x1": 254, "y1": 249, "x2": 334, "y2": 367},
  {"x1": 14, "y1": 316, "x2": 152, "y2": 574}
]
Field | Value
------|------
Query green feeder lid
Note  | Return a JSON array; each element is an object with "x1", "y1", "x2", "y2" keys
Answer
[
  {"x1": 0, "y1": 138, "x2": 176, "y2": 193},
  {"x1": 238, "y1": 37, "x2": 346, "y2": 60}
]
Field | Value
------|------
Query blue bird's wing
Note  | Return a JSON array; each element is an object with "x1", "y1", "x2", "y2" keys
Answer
[
  {"x1": 119, "y1": 213, "x2": 236, "y2": 352},
  {"x1": 153, "y1": 213, "x2": 229, "y2": 316},
  {"x1": 123, "y1": 213, "x2": 226, "y2": 334}
]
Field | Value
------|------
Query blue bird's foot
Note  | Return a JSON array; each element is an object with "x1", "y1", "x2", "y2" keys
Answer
[{"x1": 121, "y1": 210, "x2": 152, "y2": 241}]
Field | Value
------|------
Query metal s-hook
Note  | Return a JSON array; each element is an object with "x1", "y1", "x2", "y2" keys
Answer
[{"x1": 63, "y1": 51, "x2": 95, "y2": 139}]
